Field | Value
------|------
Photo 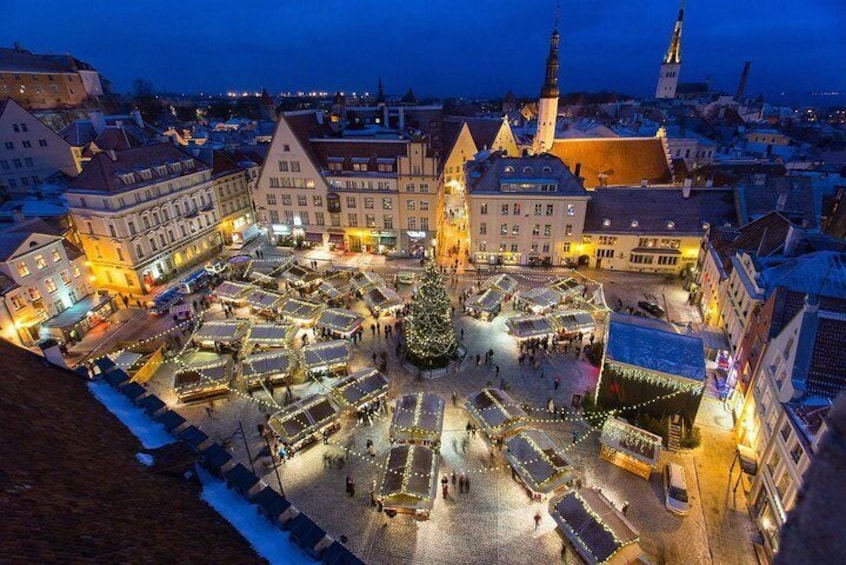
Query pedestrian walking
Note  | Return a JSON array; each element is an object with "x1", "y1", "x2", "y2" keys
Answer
[
  {"x1": 621, "y1": 501, "x2": 630, "y2": 516},
  {"x1": 458, "y1": 473, "x2": 466, "y2": 494},
  {"x1": 460, "y1": 328, "x2": 465, "y2": 340},
  {"x1": 547, "y1": 398, "x2": 555, "y2": 413},
  {"x1": 466, "y1": 422, "x2": 472, "y2": 435},
  {"x1": 345, "y1": 476, "x2": 353, "y2": 496},
  {"x1": 451, "y1": 470, "x2": 457, "y2": 487},
  {"x1": 572, "y1": 430, "x2": 579, "y2": 444},
  {"x1": 534, "y1": 511, "x2": 542, "y2": 530},
  {"x1": 471, "y1": 426, "x2": 476, "y2": 438},
  {"x1": 349, "y1": 478, "x2": 356, "y2": 497},
  {"x1": 554, "y1": 375, "x2": 561, "y2": 390},
  {"x1": 452, "y1": 391, "x2": 457, "y2": 407},
  {"x1": 370, "y1": 490, "x2": 377, "y2": 508},
  {"x1": 367, "y1": 444, "x2": 376, "y2": 458},
  {"x1": 371, "y1": 324, "x2": 376, "y2": 336},
  {"x1": 441, "y1": 475, "x2": 449, "y2": 498},
  {"x1": 495, "y1": 364, "x2": 500, "y2": 377},
  {"x1": 476, "y1": 353, "x2": 481, "y2": 366},
  {"x1": 372, "y1": 352, "x2": 377, "y2": 364}
]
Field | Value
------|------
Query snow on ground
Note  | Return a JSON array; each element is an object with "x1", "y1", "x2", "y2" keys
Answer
[
  {"x1": 198, "y1": 468, "x2": 312, "y2": 565},
  {"x1": 135, "y1": 452, "x2": 155, "y2": 467},
  {"x1": 88, "y1": 381, "x2": 175, "y2": 449}
]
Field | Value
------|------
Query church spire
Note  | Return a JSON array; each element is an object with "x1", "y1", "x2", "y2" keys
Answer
[
  {"x1": 540, "y1": 26, "x2": 560, "y2": 99},
  {"x1": 663, "y1": 0, "x2": 685, "y2": 65},
  {"x1": 376, "y1": 77, "x2": 386, "y2": 105},
  {"x1": 534, "y1": 2, "x2": 561, "y2": 153}
]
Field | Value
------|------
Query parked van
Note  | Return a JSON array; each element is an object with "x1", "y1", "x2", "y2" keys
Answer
[{"x1": 663, "y1": 463, "x2": 690, "y2": 516}]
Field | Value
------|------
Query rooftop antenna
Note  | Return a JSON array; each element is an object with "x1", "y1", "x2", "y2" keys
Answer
[{"x1": 554, "y1": 0, "x2": 561, "y2": 31}]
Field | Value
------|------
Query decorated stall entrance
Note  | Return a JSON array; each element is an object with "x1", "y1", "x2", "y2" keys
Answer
[
  {"x1": 505, "y1": 429, "x2": 577, "y2": 500},
  {"x1": 378, "y1": 445, "x2": 440, "y2": 520},
  {"x1": 267, "y1": 394, "x2": 342, "y2": 452},
  {"x1": 599, "y1": 417, "x2": 662, "y2": 480},
  {"x1": 389, "y1": 392, "x2": 445, "y2": 448}
]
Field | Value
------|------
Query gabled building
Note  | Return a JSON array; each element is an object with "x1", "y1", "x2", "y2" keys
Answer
[
  {"x1": 655, "y1": 1, "x2": 684, "y2": 99},
  {"x1": 0, "y1": 98, "x2": 79, "y2": 196},
  {"x1": 442, "y1": 117, "x2": 519, "y2": 190},
  {"x1": 192, "y1": 149, "x2": 255, "y2": 246}
]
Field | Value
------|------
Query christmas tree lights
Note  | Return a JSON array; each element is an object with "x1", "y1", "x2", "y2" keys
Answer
[{"x1": 405, "y1": 263, "x2": 458, "y2": 369}]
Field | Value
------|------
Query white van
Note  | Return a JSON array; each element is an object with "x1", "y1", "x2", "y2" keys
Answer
[{"x1": 663, "y1": 463, "x2": 690, "y2": 516}]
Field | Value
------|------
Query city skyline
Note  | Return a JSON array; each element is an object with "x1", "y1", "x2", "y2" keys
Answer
[{"x1": 3, "y1": 0, "x2": 844, "y2": 102}]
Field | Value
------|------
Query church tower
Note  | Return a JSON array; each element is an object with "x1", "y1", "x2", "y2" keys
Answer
[
  {"x1": 535, "y1": 25, "x2": 560, "y2": 153},
  {"x1": 655, "y1": 0, "x2": 685, "y2": 99}
]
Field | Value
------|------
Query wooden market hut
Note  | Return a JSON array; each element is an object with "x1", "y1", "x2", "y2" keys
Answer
[
  {"x1": 548, "y1": 310, "x2": 596, "y2": 337},
  {"x1": 363, "y1": 286, "x2": 404, "y2": 316},
  {"x1": 598, "y1": 417, "x2": 662, "y2": 480},
  {"x1": 506, "y1": 315, "x2": 557, "y2": 343},
  {"x1": 242, "y1": 323, "x2": 296, "y2": 354},
  {"x1": 173, "y1": 358, "x2": 233, "y2": 403},
  {"x1": 546, "y1": 277, "x2": 585, "y2": 299},
  {"x1": 244, "y1": 288, "x2": 285, "y2": 317},
  {"x1": 279, "y1": 263, "x2": 322, "y2": 291},
  {"x1": 301, "y1": 339, "x2": 351, "y2": 378},
  {"x1": 514, "y1": 286, "x2": 564, "y2": 314},
  {"x1": 278, "y1": 297, "x2": 323, "y2": 327},
  {"x1": 549, "y1": 487, "x2": 647, "y2": 565},
  {"x1": 267, "y1": 394, "x2": 342, "y2": 451},
  {"x1": 465, "y1": 388, "x2": 528, "y2": 440},
  {"x1": 389, "y1": 392, "x2": 445, "y2": 448},
  {"x1": 481, "y1": 273, "x2": 519, "y2": 295},
  {"x1": 316, "y1": 308, "x2": 365, "y2": 339},
  {"x1": 350, "y1": 271, "x2": 386, "y2": 294},
  {"x1": 240, "y1": 350, "x2": 297, "y2": 391},
  {"x1": 331, "y1": 367, "x2": 390, "y2": 410},
  {"x1": 192, "y1": 321, "x2": 247, "y2": 351},
  {"x1": 464, "y1": 288, "x2": 506, "y2": 321},
  {"x1": 378, "y1": 445, "x2": 440, "y2": 520},
  {"x1": 212, "y1": 281, "x2": 251, "y2": 305},
  {"x1": 505, "y1": 429, "x2": 577, "y2": 500}
]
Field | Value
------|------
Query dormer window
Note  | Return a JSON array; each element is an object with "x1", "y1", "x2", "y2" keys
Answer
[
  {"x1": 118, "y1": 172, "x2": 135, "y2": 185},
  {"x1": 138, "y1": 169, "x2": 153, "y2": 180},
  {"x1": 522, "y1": 166, "x2": 533, "y2": 174},
  {"x1": 542, "y1": 166, "x2": 552, "y2": 173},
  {"x1": 630, "y1": 219, "x2": 639, "y2": 228},
  {"x1": 504, "y1": 166, "x2": 515, "y2": 173},
  {"x1": 154, "y1": 165, "x2": 168, "y2": 176},
  {"x1": 602, "y1": 218, "x2": 611, "y2": 227},
  {"x1": 666, "y1": 220, "x2": 676, "y2": 230},
  {"x1": 181, "y1": 159, "x2": 195, "y2": 169},
  {"x1": 169, "y1": 162, "x2": 182, "y2": 173}
]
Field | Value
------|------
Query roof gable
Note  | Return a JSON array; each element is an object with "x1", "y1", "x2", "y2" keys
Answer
[{"x1": 548, "y1": 138, "x2": 672, "y2": 188}]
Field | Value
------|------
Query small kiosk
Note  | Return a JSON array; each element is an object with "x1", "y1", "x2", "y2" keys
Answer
[
  {"x1": 279, "y1": 263, "x2": 322, "y2": 291},
  {"x1": 240, "y1": 350, "x2": 297, "y2": 391},
  {"x1": 549, "y1": 487, "x2": 647, "y2": 565},
  {"x1": 514, "y1": 286, "x2": 564, "y2": 314},
  {"x1": 505, "y1": 429, "x2": 577, "y2": 500},
  {"x1": 242, "y1": 322, "x2": 296, "y2": 354},
  {"x1": 464, "y1": 288, "x2": 506, "y2": 321},
  {"x1": 378, "y1": 445, "x2": 440, "y2": 520},
  {"x1": 481, "y1": 273, "x2": 519, "y2": 295},
  {"x1": 174, "y1": 358, "x2": 233, "y2": 403},
  {"x1": 363, "y1": 286, "x2": 404, "y2": 317},
  {"x1": 301, "y1": 339, "x2": 351, "y2": 379},
  {"x1": 330, "y1": 367, "x2": 390, "y2": 410},
  {"x1": 350, "y1": 271, "x2": 386, "y2": 295},
  {"x1": 244, "y1": 288, "x2": 285, "y2": 318},
  {"x1": 465, "y1": 388, "x2": 528, "y2": 441},
  {"x1": 506, "y1": 315, "x2": 557, "y2": 344},
  {"x1": 267, "y1": 394, "x2": 342, "y2": 452},
  {"x1": 212, "y1": 281, "x2": 251, "y2": 305},
  {"x1": 192, "y1": 321, "x2": 247, "y2": 351},
  {"x1": 599, "y1": 417, "x2": 662, "y2": 480},
  {"x1": 548, "y1": 310, "x2": 596, "y2": 337},
  {"x1": 389, "y1": 392, "x2": 445, "y2": 448},
  {"x1": 546, "y1": 277, "x2": 585, "y2": 299},
  {"x1": 316, "y1": 308, "x2": 365, "y2": 339},
  {"x1": 278, "y1": 298, "x2": 323, "y2": 327}
]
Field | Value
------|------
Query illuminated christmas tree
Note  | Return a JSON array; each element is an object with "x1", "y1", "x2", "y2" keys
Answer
[{"x1": 406, "y1": 263, "x2": 458, "y2": 369}]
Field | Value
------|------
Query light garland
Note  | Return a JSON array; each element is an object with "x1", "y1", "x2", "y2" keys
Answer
[
  {"x1": 600, "y1": 417, "x2": 663, "y2": 458},
  {"x1": 604, "y1": 362, "x2": 705, "y2": 395}
]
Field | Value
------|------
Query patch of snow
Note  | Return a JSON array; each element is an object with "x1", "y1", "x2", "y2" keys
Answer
[
  {"x1": 197, "y1": 468, "x2": 312, "y2": 565},
  {"x1": 136, "y1": 452, "x2": 155, "y2": 467},
  {"x1": 88, "y1": 380, "x2": 175, "y2": 449}
]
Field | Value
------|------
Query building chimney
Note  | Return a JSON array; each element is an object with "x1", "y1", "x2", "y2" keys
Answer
[
  {"x1": 574, "y1": 163, "x2": 582, "y2": 178},
  {"x1": 88, "y1": 111, "x2": 107, "y2": 135},
  {"x1": 682, "y1": 178, "x2": 692, "y2": 198},
  {"x1": 37, "y1": 339, "x2": 69, "y2": 370},
  {"x1": 130, "y1": 109, "x2": 144, "y2": 128},
  {"x1": 735, "y1": 61, "x2": 751, "y2": 102},
  {"x1": 398, "y1": 107, "x2": 405, "y2": 129},
  {"x1": 640, "y1": 179, "x2": 648, "y2": 188},
  {"x1": 783, "y1": 224, "x2": 802, "y2": 256}
]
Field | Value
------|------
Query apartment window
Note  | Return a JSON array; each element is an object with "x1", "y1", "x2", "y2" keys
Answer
[
  {"x1": 657, "y1": 256, "x2": 679, "y2": 266},
  {"x1": 44, "y1": 278, "x2": 58, "y2": 293},
  {"x1": 501, "y1": 204, "x2": 509, "y2": 216},
  {"x1": 364, "y1": 198, "x2": 374, "y2": 209},
  {"x1": 331, "y1": 214, "x2": 341, "y2": 227},
  {"x1": 562, "y1": 242, "x2": 571, "y2": 253},
  {"x1": 4, "y1": 142, "x2": 13, "y2": 150},
  {"x1": 300, "y1": 212, "x2": 309, "y2": 225},
  {"x1": 384, "y1": 215, "x2": 393, "y2": 229},
  {"x1": 500, "y1": 224, "x2": 508, "y2": 235},
  {"x1": 22, "y1": 140, "x2": 32, "y2": 149},
  {"x1": 348, "y1": 213, "x2": 358, "y2": 227},
  {"x1": 407, "y1": 184, "x2": 415, "y2": 192},
  {"x1": 546, "y1": 204, "x2": 554, "y2": 216},
  {"x1": 599, "y1": 236, "x2": 618, "y2": 245},
  {"x1": 269, "y1": 210, "x2": 279, "y2": 223},
  {"x1": 34, "y1": 255, "x2": 47, "y2": 269},
  {"x1": 567, "y1": 204, "x2": 576, "y2": 216},
  {"x1": 382, "y1": 198, "x2": 392, "y2": 210},
  {"x1": 776, "y1": 471, "x2": 792, "y2": 500},
  {"x1": 282, "y1": 194, "x2": 292, "y2": 206},
  {"x1": 72, "y1": 265, "x2": 81, "y2": 277},
  {"x1": 312, "y1": 195, "x2": 323, "y2": 207},
  {"x1": 297, "y1": 195, "x2": 307, "y2": 207},
  {"x1": 511, "y1": 244, "x2": 519, "y2": 252},
  {"x1": 352, "y1": 162, "x2": 368, "y2": 172},
  {"x1": 420, "y1": 217, "x2": 428, "y2": 230},
  {"x1": 315, "y1": 212, "x2": 325, "y2": 226},
  {"x1": 479, "y1": 223, "x2": 487, "y2": 235},
  {"x1": 413, "y1": 166, "x2": 421, "y2": 175},
  {"x1": 0, "y1": 160, "x2": 7, "y2": 170},
  {"x1": 10, "y1": 294, "x2": 24, "y2": 310},
  {"x1": 346, "y1": 197, "x2": 356, "y2": 208},
  {"x1": 512, "y1": 224, "x2": 519, "y2": 235},
  {"x1": 16, "y1": 261, "x2": 30, "y2": 277},
  {"x1": 660, "y1": 238, "x2": 682, "y2": 249},
  {"x1": 478, "y1": 241, "x2": 486, "y2": 252},
  {"x1": 531, "y1": 243, "x2": 538, "y2": 253},
  {"x1": 534, "y1": 204, "x2": 542, "y2": 216},
  {"x1": 38, "y1": 139, "x2": 47, "y2": 147},
  {"x1": 790, "y1": 443, "x2": 803, "y2": 464},
  {"x1": 419, "y1": 200, "x2": 429, "y2": 211},
  {"x1": 407, "y1": 200, "x2": 416, "y2": 210},
  {"x1": 167, "y1": 230, "x2": 175, "y2": 243},
  {"x1": 128, "y1": 221, "x2": 136, "y2": 235},
  {"x1": 597, "y1": 248, "x2": 614, "y2": 258},
  {"x1": 142, "y1": 217, "x2": 150, "y2": 230},
  {"x1": 27, "y1": 287, "x2": 41, "y2": 301},
  {"x1": 407, "y1": 217, "x2": 417, "y2": 230},
  {"x1": 532, "y1": 224, "x2": 540, "y2": 236},
  {"x1": 149, "y1": 238, "x2": 158, "y2": 252},
  {"x1": 290, "y1": 161, "x2": 301, "y2": 172},
  {"x1": 631, "y1": 254, "x2": 654, "y2": 264},
  {"x1": 419, "y1": 183, "x2": 429, "y2": 193},
  {"x1": 12, "y1": 158, "x2": 22, "y2": 168},
  {"x1": 565, "y1": 224, "x2": 573, "y2": 236},
  {"x1": 480, "y1": 203, "x2": 488, "y2": 215},
  {"x1": 278, "y1": 160, "x2": 288, "y2": 172},
  {"x1": 116, "y1": 247, "x2": 124, "y2": 261},
  {"x1": 283, "y1": 144, "x2": 290, "y2": 152},
  {"x1": 365, "y1": 214, "x2": 376, "y2": 227},
  {"x1": 58, "y1": 270, "x2": 72, "y2": 286},
  {"x1": 284, "y1": 211, "x2": 294, "y2": 224},
  {"x1": 544, "y1": 224, "x2": 552, "y2": 237},
  {"x1": 51, "y1": 249, "x2": 61, "y2": 263},
  {"x1": 269, "y1": 177, "x2": 281, "y2": 188}
]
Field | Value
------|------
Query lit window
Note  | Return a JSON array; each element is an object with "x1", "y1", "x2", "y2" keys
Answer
[
  {"x1": 16, "y1": 261, "x2": 30, "y2": 277},
  {"x1": 34, "y1": 255, "x2": 47, "y2": 269},
  {"x1": 45, "y1": 278, "x2": 58, "y2": 293},
  {"x1": 51, "y1": 249, "x2": 61, "y2": 262}
]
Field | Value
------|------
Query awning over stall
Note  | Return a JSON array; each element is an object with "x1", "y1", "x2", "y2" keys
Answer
[
  {"x1": 390, "y1": 392, "x2": 445, "y2": 445},
  {"x1": 465, "y1": 388, "x2": 528, "y2": 437},
  {"x1": 331, "y1": 367, "x2": 390, "y2": 409},
  {"x1": 505, "y1": 429, "x2": 576, "y2": 496},
  {"x1": 301, "y1": 340, "x2": 351, "y2": 371}
]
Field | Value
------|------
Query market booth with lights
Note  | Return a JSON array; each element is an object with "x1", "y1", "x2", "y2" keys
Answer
[
  {"x1": 301, "y1": 339, "x2": 351, "y2": 379},
  {"x1": 464, "y1": 287, "x2": 506, "y2": 321},
  {"x1": 546, "y1": 277, "x2": 585, "y2": 300},
  {"x1": 513, "y1": 286, "x2": 564, "y2": 315},
  {"x1": 390, "y1": 392, "x2": 445, "y2": 448},
  {"x1": 240, "y1": 350, "x2": 297, "y2": 391},
  {"x1": 212, "y1": 280, "x2": 251, "y2": 305},
  {"x1": 242, "y1": 322, "x2": 296, "y2": 354},
  {"x1": 482, "y1": 273, "x2": 519, "y2": 295},
  {"x1": 505, "y1": 429, "x2": 578, "y2": 501},
  {"x1": 506, "y1": 315, "x2": 557, "y2": 344},
  {"x1": 268, "y1": 394, "x2": 342, "y2": 451},
  {"x1": 599, "y1": 417, "x2": 662, "y2": 480},
  {"x1": 40, "y1": 291, "x2": 117, "y2": 344},
  {"x1": 192, "y1": 321, "x2": 247, "y2": 351},
  {"x1": 363, "y1": 286, "x2": 404, "y2": 317},
  {"x1": 350, "y1": 271, "x2": 386, "y2": 295},
  {"x1": 378, "y1": 444, "x2": 440, "y2": 520},
  {"x1": 331, "y1": 367, "x2": 390, "y2": 410},
  {"x1": 465, "y1": 388, "x2": 528, "y2": 441},
  {"x1": 279, "y1": 297, "x2": 323, "y2": 327},
  {"x1": 597, "y1": 313, "x2": 707, "y2": 426},
  {"x1": 316, "y1": 308, "x2": 365, "y2": 339},
  {"x1": 279, "y1": 263, "x2": 322, "y2": 292},
  {"x1": 174, "y1": 358, "x2": 233, "y2": 403},
  {"x1": 548, "y1": 310, "x2": 596, "y2": 339},
  {"x1": 244, "y1": 288, "x2": 285, "y2": 318},
  {"x1": 549, "y1": 487, "x2": 649, "y2": 565}
]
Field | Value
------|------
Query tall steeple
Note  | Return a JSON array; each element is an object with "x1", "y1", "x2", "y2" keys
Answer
[
  {"x1": 535, "y1": 2, "x2": 561, "y2": 153},
  {"x1": 655, "y1": 0, "x2": 685, "y2": 99},
  {"x1": 376, "y1": 77, "x2": 386, "y2": 105}
]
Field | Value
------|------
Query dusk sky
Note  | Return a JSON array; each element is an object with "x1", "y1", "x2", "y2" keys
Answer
[{"x1": 4, "y1": 0, "x2": 844, "y2": 101}]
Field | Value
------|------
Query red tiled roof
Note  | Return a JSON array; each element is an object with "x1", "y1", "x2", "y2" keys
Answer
[
  {"x1": 0, "y1": 341, "x2": 265, "y2": 564},
  {"x1": 310, "y1": 139, "x2": 404, "y2": 171},
  {"x1": 548, "y1": 138, "x2": 672, "y2": 188}
]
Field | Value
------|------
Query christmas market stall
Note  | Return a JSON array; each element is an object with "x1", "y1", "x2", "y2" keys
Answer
[
  {"x1": 465, "y1": 388, "x2": 528, "y2": 440},
  {"x1": 549, "y1": 487, "x2": 647, "y2": 565},
  {"x1": 278, "y1": 297, "x2": 323, "y2": 327},
  {"x1": 330, "y1": 367, "x2": 390, "y2": 410},
  {"x1": 514, "y1": 286, "x2": 564, "y2": 315},
  {"x1": 506, "y1": 315, "x2": 557, "y2": 343},
  {"x1": 464, "y1": 287, "x2": 506, "y2": 321},
  {"x1": 548, "y1": 310, "x2": 596, "y2": 338},
  {"x1": 192, "y1": 320, "x2": 247, "y2": 351},
  {"x1": 279, "y1": 262, "x2": 322, "y2": 291},
  {"x1": 226, "y1": 254, "x2": 252, "y2": 279},
  {"x1": 378, "y1": 444, "x2": 440, "y2": 520},
  {"x1": 267, "y1": 393, "x2": 341, "y2": 452},
  {"x1": 350, "y1": 271, "x2": 386, "y2": 295},
  {"x1": 301, "y1": 339, "x2": 351, "y2": 379},
  {"x1": 363, "y1": 286, "x2": 404, "y2": 317},
  {"x1": 599, "y1": 417, "x2": 662, "y2": 480},
  {"x1": 389, "y1": 392, "x2": 445, "y2": 448},
  {"x1": 316, "y1": 308, "x2": 365, "y2": 339},
  {"x1": 546, "y1": 277, "x2": 585, "y2": 300},
  {"x1": 173, "y1": 358, "x2": 233, "y2": 403},
  {"x1": 242, "y1": 322, "x2": 296, "y2": 354},
  {"x1": 244, "y1": 288, "x2": 285, "y2": 318},
  {"x1": 505, "y1": 429, "x2": 577, "y2": 500},
  {"x1": 240, "y1": 350, "x2": 297, "y2": 391},
  {"x1": 317, "y1": 279, "x2": 348, "y2": 305},
  {"x1": 212, "y1": 280, "x2": 251, "y2": 305},
  {"x1": 598, "y1": 313, "x2": 707, "y2": 425},
  {"x1": 481, "y1": 273, "x2": 519, "y2": 295}
]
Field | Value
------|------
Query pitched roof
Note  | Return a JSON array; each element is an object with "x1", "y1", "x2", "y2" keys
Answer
[
  {"x1": 280, "y1": 111, "x2": 333, "y2": 168},
  {"x1": 466, "y1": 152, "x2": 587, "y2": 196},
  {"x1": 760, "y1": 251, "x2": 846, "y2": 301},
  {"x1": 739, "y1": 175, "x2": 817, "y2": 227},
  {"x1": 547, "y1": 138, "x2": 672, "y2": 188},
  {"x1": 0, "y1": 340, "x2": 264, "y2": 563},
  {"x1": 0, "y1": 219, "x2": 63, "y2": 261},
  {"x1": 583, "y1": 187, "x2": 737, "y2": 235},
  {"x1": 310, "y1": 138, "x2": 404, "y2": 171},
  {"x1": 0, "y1": 46, "x2": 96, "y2": 73},
  {"x1": 729, "y1": 211, "x2": 795, "y2": 257}
]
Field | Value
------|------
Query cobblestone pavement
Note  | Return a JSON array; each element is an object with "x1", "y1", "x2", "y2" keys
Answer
[{"x1": 129, "y1": 250, "x2": 756, "y2": 565}]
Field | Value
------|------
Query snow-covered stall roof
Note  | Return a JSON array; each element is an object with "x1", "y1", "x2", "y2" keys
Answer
[
  {"x1": 506, "y1": 315, "x2": 556, "y2": 339},
  {"x1": 363, "y1": 286, "x2": 403, "y2": 313},
  {"x1": 243, "y1": 323, "x2": 296, "y2": 347},
  {"x1": 379, "y1": 445, "x2": 439, "y2": 513},
  {"x1": 193, "y1": 321, "x2": 247, "y2": 345},
  {"x1": 606, "y1": 313, "x2": 706, "y2": 382},
  {"x1": 546, "y1": 277, "x2": 585, "y2": 297},
  {"x1": 213, "y1": 281, "x2": 251, "y2": 303},
  {"x1": 268, "y1": 394, "x2": 341, "y2": 445},
  {"x1": 350, "y1": 271, "x2": 386, "y2": 293},
  {"x1": 331, "y1": 367, "x2": 390, "y2": 408},
  {"x1": 316, "y1": 308, "x2": 365, "y2": 335},
  {"x1": 548, "y1": 310, "x2": 595, "y2": 334},
  {"x1": 505, "y1": 429, "x2": 576, "y2": 495},
  {"x1": 481, "y1": 274, "x2": 519, "y2": 294},
  {"x1": 465, "y1": 388, "x2": 528, "y2": 436},
  {"x1": 279, "y1": 298, "x2": 323, "y2": 324},
  {"x1": 515, "y1": 286, "x2": 564, "y2": 312},
  {"x1": 390, "y1": 392, "x2": 445, "y2": 444},
  {"x1": 241, "y1": 350, "x2": 296, "y2": 380},
  {"x1": 465, "y1": 288, "x2": 506, "y2": 313},
  {"x1": 599, "y1": 417, "x2": 662, "y2": 467},
  {"x1": 244, "y1": 288, "x2": 284, "y2": 311},
  {"x1": 301, "y1": 340, "x2": 351, "y2": 370}
]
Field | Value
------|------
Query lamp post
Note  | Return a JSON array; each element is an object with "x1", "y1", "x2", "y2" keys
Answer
[{"x1": 263, "y1": 431, "x2": 285, "y2": 497}]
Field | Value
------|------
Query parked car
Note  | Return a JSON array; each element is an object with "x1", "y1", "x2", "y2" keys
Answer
[
  {"x1": 663, "y1": 463, "x2": 690, "y2": 516},
  {"x1": 638, "y1": 300, "x2": 666, "y2": 318}
]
